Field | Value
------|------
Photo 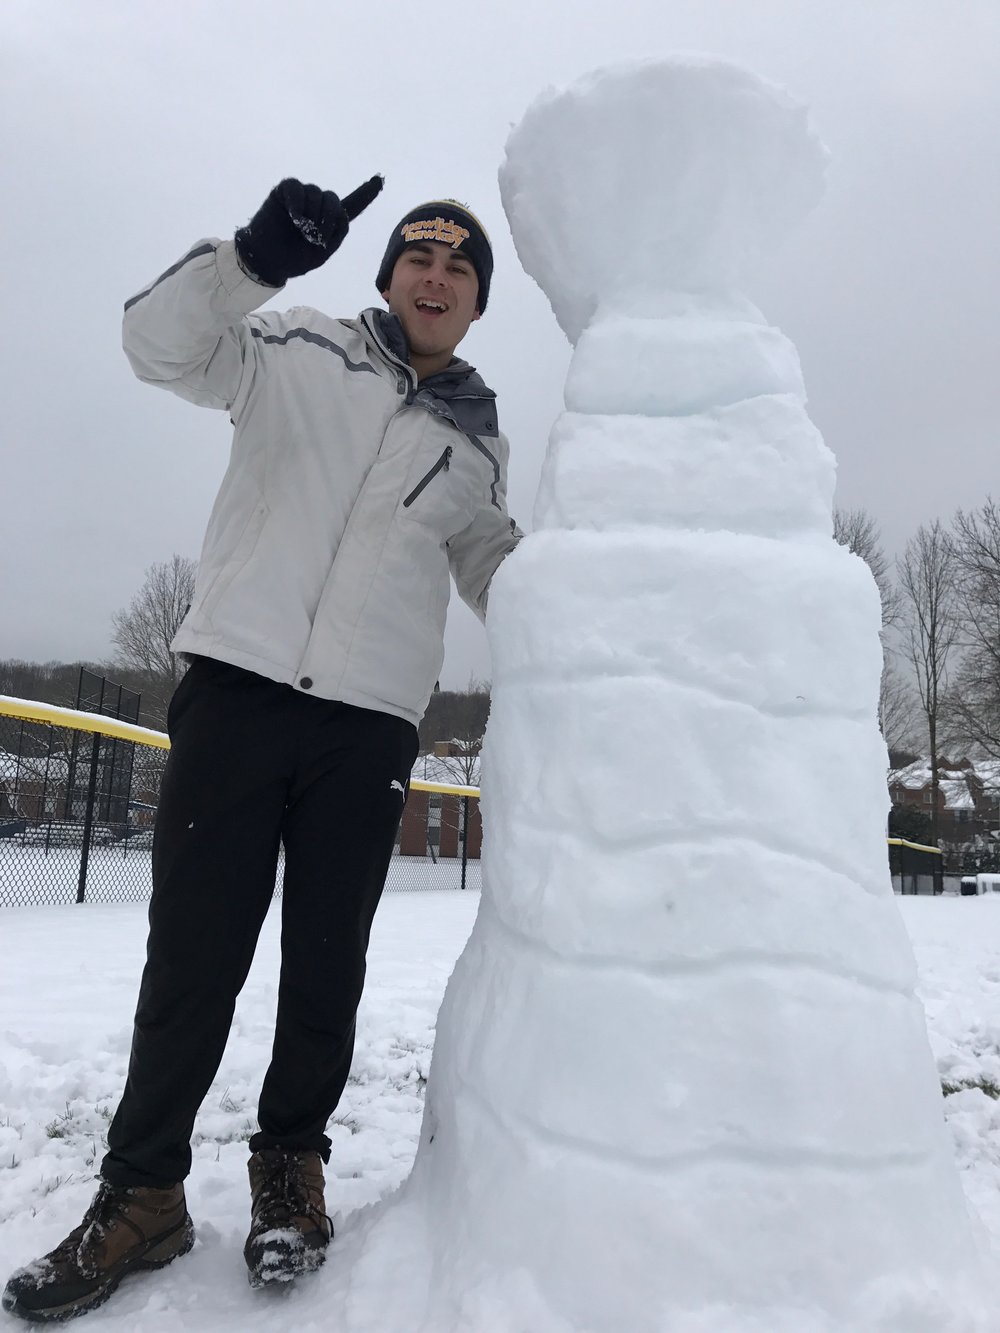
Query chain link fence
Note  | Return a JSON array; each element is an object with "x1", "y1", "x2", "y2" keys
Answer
[
  {"x1": 0, "y1": 705, "x2": 480, "y2": 908},
  {"x1": 889, "y1": 837, "x2": 945, "y2": 896},
  {"x1": 2, "y1": 698, "x2": 960, "y2": 909}
]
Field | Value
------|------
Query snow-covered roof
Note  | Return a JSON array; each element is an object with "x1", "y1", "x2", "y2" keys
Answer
[
  {"x1": 891, "y1": 760, "x2": 933, "y2": 792},
  {"x1": 0, "y1": 749, "x2": 70, "y2": 783},
  {"x1": 940, "y1": 779, "x2": 975, "y2": 812},
  {"x1": 889, "y1": 757, "x2": 1000, "y2": 812},
  {"x1": 412, "y1": 750, "x2": 481, "y2": 788}
]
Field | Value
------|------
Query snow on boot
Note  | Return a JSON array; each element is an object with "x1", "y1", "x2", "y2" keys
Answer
[
  {"x1": 2, "y1": 1179, "x2": 193, "y2": 1323},
  {"x1": 244, "y1": 1149, "x2": 332, "y2": 1288}
]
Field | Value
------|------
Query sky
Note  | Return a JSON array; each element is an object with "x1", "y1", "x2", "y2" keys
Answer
[{"x1": 3, "y1": 0, "x2": 998, "y2": 689}]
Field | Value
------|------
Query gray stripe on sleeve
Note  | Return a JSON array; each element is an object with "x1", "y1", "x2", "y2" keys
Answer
[
  {"x1": 465, "y1": 434, "x2": 502, "y2": 509},
  {"x1": 249, "y1": 326, "x2": 377, "y2": 374},
  {"x1": 123, "y1": 243, "x2": 218, "y2": 312}
]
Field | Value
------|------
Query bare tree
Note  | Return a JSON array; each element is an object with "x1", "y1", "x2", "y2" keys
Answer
[
  {"x1": 946, "y1": 499, "x2": 1000, "y2": 757},
  {"x1": 878, "y1": 660, "x2": 919, "y2": 754},
  {"x1": 833, "y1": 507, "x2": 902, "y2": 631},
  {"x1": 430, "y1": 740, "x2": 482, "y2": 787},
  {"x1": 418, "y1": 679, "x2": 491, "y2": 754},
  {"x1": 897, "y1": 521, "x2": 961, "y2": 844},
  {"x1": 111, "y1": 555, "x2": 196, "y2": 697}
]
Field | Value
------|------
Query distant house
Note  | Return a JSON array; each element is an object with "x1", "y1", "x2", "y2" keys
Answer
[
  {"x1": 0, "y1": 748, "x2": 70, "y2": 822},
  {"x1": 889, "y1": 757, "x2": 1000, "y2": 845},
  {"x1": 0, "y1": 752, "x2": 17, "y2": 820},
  {"x1": 400, "y1": 741, "x2": 483, "y2": 860},
  {"x1": 0, "y1": 737, "x2": 152, "y2": 830}
]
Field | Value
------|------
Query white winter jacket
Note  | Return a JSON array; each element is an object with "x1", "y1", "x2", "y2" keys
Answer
[{"x1": 123, "y1": 238, "x2": 521, "y2": 726}]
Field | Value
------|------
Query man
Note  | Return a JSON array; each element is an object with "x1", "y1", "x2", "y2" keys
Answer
[{"x1": 3, "y1": 177, "x2": 521, "y2": 1322}]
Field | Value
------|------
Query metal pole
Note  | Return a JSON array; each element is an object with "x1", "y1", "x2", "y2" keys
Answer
[
  {"x1": 64, "y1": 731, "x2": 79, "y2": 819},
  {"x1": 43, "y1": 726, "x2": 54, "y2": 855},
  {"x1": 13, "y1": 718, "x2": 24, "y2": 817},
  {"x1": 41, "y1": 724, "x2": 54, "y2": 827},
  {"x1": 65, "y1": 665, "x2": 86, "y2": 818},
  {"x1": 76, "y1": 733, "x2": 101, "y2": 905},
  {"x1": 461, "y1": 796, "x2": 469, "y2": 891}
]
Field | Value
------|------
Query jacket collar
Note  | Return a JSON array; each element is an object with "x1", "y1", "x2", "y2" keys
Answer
[{"x1": 358, "y1": 308, "x2": 500, "y2": 439}]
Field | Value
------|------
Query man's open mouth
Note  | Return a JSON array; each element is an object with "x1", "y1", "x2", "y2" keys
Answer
[{"x1": 415, "y1": 299, "x2": 448, "y2": 315}]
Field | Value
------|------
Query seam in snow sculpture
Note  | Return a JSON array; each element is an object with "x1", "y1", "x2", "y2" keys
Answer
[{"x1": 343, "y1": 58, "x2": 995, "y2": 1332}]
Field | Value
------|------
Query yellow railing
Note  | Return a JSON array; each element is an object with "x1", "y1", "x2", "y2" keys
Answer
[
  {"x1": 887, "y1": 837, "x2": 943, "y2": 857},
  {"x1": 0, "y1": 695, "x2": 480, "y2": 799},
  {"x1": 0, "y1": 695, "x2": 170, "y2": 749}
]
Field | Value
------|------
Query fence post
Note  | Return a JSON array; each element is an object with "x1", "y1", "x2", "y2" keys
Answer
[
  {"x1": 76, "y1": 733, "x2": 102, "y2": 904},
  {"x1": 461, "y1": 796, "x2": 469, "y2": 891},
  {"x1": 14, "y1": 718, "x2": 25, "y2": 816}
]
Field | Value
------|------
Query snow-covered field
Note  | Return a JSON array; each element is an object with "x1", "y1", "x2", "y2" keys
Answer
[
  {"x1": 1, "y1": 891, "x2": 999, "y2": 1330},
  {"x1": 0, "y1": 848, "x2": 479, "y2": 908}
]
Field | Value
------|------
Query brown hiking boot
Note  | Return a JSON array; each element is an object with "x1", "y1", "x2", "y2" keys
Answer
[
  {"x1": 2, "y1": 1179, "x2": 193, "y2": 1323},
  {"x1": 244, "y1": 1148, "x2": 332, "y2": 1288}
]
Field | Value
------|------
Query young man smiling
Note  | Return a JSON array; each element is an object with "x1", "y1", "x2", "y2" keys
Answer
[
  {"x1": 382, "y1": 236, "x2": 483, "y2": 378},
  {"x1": 3, "y1": 178, "x2": 521, "y2": 1322}
]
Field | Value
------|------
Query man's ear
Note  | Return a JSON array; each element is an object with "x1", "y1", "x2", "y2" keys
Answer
[
  {"x1": 381, "y1": 290, "x2": 390, "y2": 301},
  {"x1": 472, "y1": 309, "x2": 481, "y2": 322}
]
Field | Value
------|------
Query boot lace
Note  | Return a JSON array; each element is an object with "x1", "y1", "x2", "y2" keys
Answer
[
  {"x1": 255, "y1": 1154, "x2": 328, "y2": 1233},
  {"x1": 47, "y1": 1181, "x2": 126, "y2": 1277}
]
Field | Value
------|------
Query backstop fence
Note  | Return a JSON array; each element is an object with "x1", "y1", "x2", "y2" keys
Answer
[
  {"x1": 888, "y1": 836, "x2": 944, "y2": 896},
  {"x1": 0, "y1": 695, "x2": 480, "y2": 908},
  {"x1": 2, "y1": 693, "x2": 954, "y2": 909}
]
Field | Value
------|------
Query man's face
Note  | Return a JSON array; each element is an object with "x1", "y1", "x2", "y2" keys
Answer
[{"x1": 382, "y1": 241, "x2": 481, "y2": 363}]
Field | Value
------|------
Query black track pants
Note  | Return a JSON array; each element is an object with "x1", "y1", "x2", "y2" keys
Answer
[{"x1": 102, "y1": 657, "x2": 419, "y2": 1187}]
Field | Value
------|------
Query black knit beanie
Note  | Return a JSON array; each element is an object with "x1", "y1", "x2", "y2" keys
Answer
[{"x1": 375, "y1": 200, "x2": 493, "y2": 313}]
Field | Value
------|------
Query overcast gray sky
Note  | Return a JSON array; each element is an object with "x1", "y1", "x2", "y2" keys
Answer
[{"x1": 4, "y1": 0, "x2": 998, "y2": 688}]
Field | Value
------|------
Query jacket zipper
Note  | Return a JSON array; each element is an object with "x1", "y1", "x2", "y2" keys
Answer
[
  {"x1": 361, "y1": 310, "x2": 417, "y2": 399},
  {"x1": 403, "y1": 446, "x2": 452, "y2": 507}
]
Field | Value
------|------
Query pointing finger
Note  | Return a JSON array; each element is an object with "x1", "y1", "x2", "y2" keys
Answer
[{"x1": 342, "y1": 175, "x2": 385, "y2": 222}]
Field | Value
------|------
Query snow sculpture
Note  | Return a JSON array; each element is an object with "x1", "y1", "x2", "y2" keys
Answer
[{"x1": 342, "y1": 58, "x2": 994, "y2": 1332}]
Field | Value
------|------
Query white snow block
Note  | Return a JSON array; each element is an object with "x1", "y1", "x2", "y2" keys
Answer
[
  {"x1": 441, "y1": 912, "x2": 939, "y2": 1161},
  {"x1": 564, "y1": 310, "x2": 806, "y2": 417},
  {"x1": 496, "y1": 58, "x2": 827, "y2": 344},
  {"x1": 489, "y1": 530, "x2": 878, "y2": 711},
  {"x1": 535, "y1": 398, "x2": 835, "y2": 535}
]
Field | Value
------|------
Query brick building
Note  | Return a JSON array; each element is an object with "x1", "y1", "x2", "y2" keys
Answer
[
  {"x1": 889, "y1": 757, "x2": 1000, "y2": 845},
  {"x1": 400, "y1": 742, "x2": 483, "y2": 860}
]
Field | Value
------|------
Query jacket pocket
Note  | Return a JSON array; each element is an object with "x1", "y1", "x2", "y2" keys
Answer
[{"x1": 403, "y1": 446, "x2": 452, "y2": 507}]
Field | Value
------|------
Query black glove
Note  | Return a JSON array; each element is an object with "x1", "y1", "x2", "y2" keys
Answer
[{"x1": 234, "y1": 175, "x2": 383, "y2": 287}]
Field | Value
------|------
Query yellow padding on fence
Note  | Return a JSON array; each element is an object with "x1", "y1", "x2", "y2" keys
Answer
[
  {"x1": 887, "y1": 837, "x2": 943, "y2": 857},
  {"x1": 0, "y1": 694, "x2": 170, "y2": 749},
  {"x1": 0, "y1": 694, "x2": 480, "y2": 799},
  {"x1": 409, "y1": 780, "x2": 480, "y2": 798}
]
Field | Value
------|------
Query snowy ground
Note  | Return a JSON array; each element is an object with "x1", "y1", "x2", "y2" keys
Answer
[
  {"x1": 0, "y1": 848, "x2": 480, "y2": 908},
  {"x1": 1, "y1": 891, "x2": 999, "y2": 1330}
]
